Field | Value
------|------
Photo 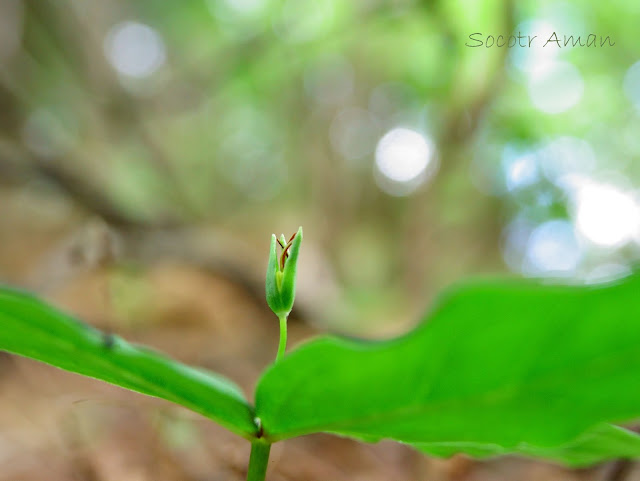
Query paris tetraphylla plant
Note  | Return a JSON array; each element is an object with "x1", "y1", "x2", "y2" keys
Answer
[
  {"x1": 3, "y1": 224, "x2": 640, "y2": 481},
  {"x1": 248, "y1": 226, "x2": 302, "y2": 480}
]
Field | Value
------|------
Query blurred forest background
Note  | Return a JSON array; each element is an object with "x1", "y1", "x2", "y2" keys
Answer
[{"x1": 1, "y1": 0, "x2": 640, "y2": 480}]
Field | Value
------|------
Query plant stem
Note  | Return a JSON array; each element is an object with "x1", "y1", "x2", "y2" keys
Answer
[
  {"x1": 276, "y1": 314, "x2": 288, "y2": 362},
  {"x1": 246, "y1": 440, "x2": 271, "y2": 481}
]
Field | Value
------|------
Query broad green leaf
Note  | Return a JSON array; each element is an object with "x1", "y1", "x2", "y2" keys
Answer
[
  {"x1": 415, "y1": 424, "x2": 640, "y2": 467},
  {"x1": 0, "y1": 287, "x2": 257, "y2": 438},
  {"x1": 256, "y1": 274, "x2": 640, "y2": 464}
]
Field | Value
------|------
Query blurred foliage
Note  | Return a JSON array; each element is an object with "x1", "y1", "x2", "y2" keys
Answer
[{"x1": 0, "y1": 0, "x2": 639, "y2": 332}]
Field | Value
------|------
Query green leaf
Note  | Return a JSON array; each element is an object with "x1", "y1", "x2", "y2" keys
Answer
[
  {"x1": 255, "y1": 274, "x2": 640, "y2": 464},
  {"x1": 0, "y1": 287, "x2": 257, "y2": 438},
  {"x1": 415, "y1": 424, "x2": 640, "y2": 467}
]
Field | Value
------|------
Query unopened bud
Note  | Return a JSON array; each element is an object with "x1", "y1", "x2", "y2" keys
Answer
[{"x1": 265, "y1": 227, "x2": 302, "y2": 318}]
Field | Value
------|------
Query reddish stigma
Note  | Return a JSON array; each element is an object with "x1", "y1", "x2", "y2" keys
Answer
[{"x1": 278, "y1": 232, "x2": 297, "y2": 270}]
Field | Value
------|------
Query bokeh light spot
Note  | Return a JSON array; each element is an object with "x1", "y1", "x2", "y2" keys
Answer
[
  {"x1": 524, "y1": 219, "x2": 582, "y2": 276},
  {"x1": 510, "y1": 20, "x2": 561, "y2": 75},
  {"x1": 538, "y1": 136, "x2": 596, "y2": 183},
  {"x1": 528, "y1": 61, "x2": 583, "y2": 114},
  {"x1": 574, "y1": 181, "x2": 640, "y2": 248},
  {"x1": 374, "y1": 127, "x2": 436, "y2": 196},
  {"x1": 502, "y1": 146, "x2": 539, "y2": 191},
  {"x1": 104, "y1": 21, "x2": 166, "y2": 78}
]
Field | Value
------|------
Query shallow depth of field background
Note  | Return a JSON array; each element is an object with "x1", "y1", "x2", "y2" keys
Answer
[{"x1": 1, "y1": 0, "x2": 639, "y2": 480}]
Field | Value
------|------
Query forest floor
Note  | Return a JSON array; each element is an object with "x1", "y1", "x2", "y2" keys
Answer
[{"x1": 0, "y1": 191, "x2": 634, "y2": 481}]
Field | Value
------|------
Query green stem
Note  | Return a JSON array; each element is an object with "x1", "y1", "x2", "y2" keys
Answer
[
  {"x1": 246, "y1": 440, "x2": 271, "y2": 481},
  {"x1": 276, "y1": 314, "x2": 288, "y2": 362}
]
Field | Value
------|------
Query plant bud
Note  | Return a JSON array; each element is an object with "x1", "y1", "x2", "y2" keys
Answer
[{"x1": 265, "y1": 227, "x2": 302, "y2": 317}]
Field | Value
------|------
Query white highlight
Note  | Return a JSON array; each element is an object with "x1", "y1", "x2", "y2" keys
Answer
[
  {"x1": 574, "y1": 181, "x2": 640, "y2": 248},
  {"x1": 528, "y1": 61, "x2": 583, "y2": 114},
  {"x1": 105, "y1": 21, "x2": 166, "y2": 78},
  {"x1": 375, "y1": 128, "x2": 434, "y2": 182}
]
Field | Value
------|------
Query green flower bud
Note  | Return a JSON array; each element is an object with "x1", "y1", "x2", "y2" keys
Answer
[{"x1": 265, "y1": 227, "x2": 302, "y2": 318}]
